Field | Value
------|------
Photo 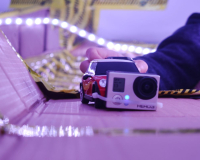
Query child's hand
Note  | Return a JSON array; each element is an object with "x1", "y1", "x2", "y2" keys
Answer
[{"x1": 80, "y1": 47, "x2": 148, "y2": 73}]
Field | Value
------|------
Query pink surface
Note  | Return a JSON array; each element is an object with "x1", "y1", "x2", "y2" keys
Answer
[
  {"x1": 5, "y1": 97, "x2": 194, "y2": 137},
  {"x1": 1, "y1": 98, "x2": 200, "y2": 160},
  {"x1": 0, "y1": 25, "x2": 19, "y2": 52},
  {"x1": 0, "y1": 135, "x2": 200, "y2": 160},
  {"x1": 19, "y1": 10, "x2": 47, "y2": 58},
  {"x1": 0, "y1": 30, "x2": 43, "y2": 120},
  {"x1": 23, "y1": 98, "x2": 200, "y2": 129},
  {"x1": 19, "y1": 23, "x2": 45, "y2": 58},
  {"x1": 45, "y1": 25, "x2": 60, "y2": 51}
]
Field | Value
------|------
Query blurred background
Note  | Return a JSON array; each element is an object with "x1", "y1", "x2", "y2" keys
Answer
[{"x1": 0, "y1": 0, "x2": 199, "y2": 92}]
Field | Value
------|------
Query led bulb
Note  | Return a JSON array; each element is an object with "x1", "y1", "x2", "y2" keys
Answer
[
  {"x1": 135, "y1": 47, "x2": 143, "y2": 54},
  {"x1": 106, "y1": 42, "x2": 114, "y2": 49},
  {"x1": 43, "y1": 18, "x2": 50, "y2": 24},
  {"x1": 151, "y1": 49, "x2": 156, "y2": 53},
  {"x1": 15, "y1": 18, "x2": 22, "y2": 25},
  {"x1": 5, "y1": 18, "x2": 12, "y2": 25},
  {"x1": 79, "y1": 30, "x2": 86, "y2": 37},
  {"x1": 97, "y1": 38, "x2": 105, "y2": 45},
  {"x1": 121, "y1": 45, "x2": 128, "y2": 51},
  {"x1": 128, "y1": 46, "x2": 135, "y2": 52},
  {"x1": 26, "y1": 18, "x2": 33, "y2": 25},
  {"x1": 42, "y1": 59, "x2": 47, "y2": 64},
  {"x1": 114, "y1": 44, "x2": 121, "y2": 51},
  {"x1": 52, "y1": 19, "x2": 59, "y2": 25},
  {"x1": 142, "y1": 48, "x2": 150, "y2": 55},
  {"x1": 70, "y1": 26, "x2": 77, "y2": 33},
  {"x1": 65, "y1": 64, "x2": 70, "y2": 70},
  {"x1": 61, "y1": 22, "x2": 68, "y2": 28},
  {"x1": 88, "y1": 34, "x2": 95, "y2": 41},
  {"x1": 50, "y1": 53, "x2": 54, "y2": 57},
  {"x1": 35, "y1": 18, "x2": 41, "y2": 25},
  {"x1": 125, "y1": 95, "x2": 130, "y2": 100}
]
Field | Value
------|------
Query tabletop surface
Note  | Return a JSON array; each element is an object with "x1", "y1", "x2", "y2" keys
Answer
[{"x1": 1, "y1": 98, "x2": 200, "y2": 160}]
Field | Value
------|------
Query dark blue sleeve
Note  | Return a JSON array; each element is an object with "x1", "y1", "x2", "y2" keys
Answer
[{"x1": 133, "y1": 13, "x2": 200, "y2": 90}]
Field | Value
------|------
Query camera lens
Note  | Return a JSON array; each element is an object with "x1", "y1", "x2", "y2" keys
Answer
[{"x1": 133, "y1": 76, "x2": 157, "y2": 100}]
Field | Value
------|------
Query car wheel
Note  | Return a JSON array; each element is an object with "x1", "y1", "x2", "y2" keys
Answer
[
  {"x1": 80, "y1": 85, "x2": 89, "y2": 104},
  {"x1": 92, "y1": 82, "x2": 106, "y2": 109}
]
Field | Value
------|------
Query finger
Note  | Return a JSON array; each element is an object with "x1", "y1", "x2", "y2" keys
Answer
[
  {"x1": 80, "y1": 60, "x2": 90, "y2": 73},
  {"x1": 86, "y1": 48, "x2": 102, "y2": 61},
  {"x1": 86, "y1": 47, "x2": 122, "y2": 61},
  {"x1": 133, "y1": 60, "x2": 148, "y2": 73}
]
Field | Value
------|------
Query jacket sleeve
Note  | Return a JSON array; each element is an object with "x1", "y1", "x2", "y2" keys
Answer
[{"x1": 133, "y1": 13, "x2": 200, "y2": 90}]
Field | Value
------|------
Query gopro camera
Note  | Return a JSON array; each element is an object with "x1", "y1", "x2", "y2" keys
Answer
[
  {"x1": 81, "y1": 57, "x2": 161, "y2": 110},
  {"x1": 105, "y1": 71, "x2": 160, "y2": 110}
]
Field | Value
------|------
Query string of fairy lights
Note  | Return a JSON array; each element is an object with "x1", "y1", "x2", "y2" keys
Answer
[{"x1": 0, "y1": 17, "x2": 156, "y2": 54}]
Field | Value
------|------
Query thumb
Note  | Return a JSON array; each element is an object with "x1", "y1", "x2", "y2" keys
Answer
[{"x1": 133, "y1": 60, "x2": 148, "y2": 73}]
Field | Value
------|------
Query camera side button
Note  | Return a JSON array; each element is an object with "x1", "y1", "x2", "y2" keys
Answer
[{"x1": 113, "y1": 95, "x2": 123, "y2": 105}]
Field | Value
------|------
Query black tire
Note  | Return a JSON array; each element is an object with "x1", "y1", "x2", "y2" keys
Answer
[
  {"x1": 80, "y1": 84, "x2": 89, "y2": 104},
  {"x1": 92, "y1": 82, "x2": 106, "y2": 109}
]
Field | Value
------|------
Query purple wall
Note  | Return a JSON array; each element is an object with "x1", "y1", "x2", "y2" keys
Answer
[
  {"x1": 0, "y1": 0, "x2": 11, "y2": 12},
  {"x1": 0, "y1": 9, "x2": 60, "y2": 59}
]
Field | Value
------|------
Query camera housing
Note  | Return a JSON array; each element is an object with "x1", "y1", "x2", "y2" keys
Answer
[{"x1": 106, "y1": 71, "x2": 160, "y2": 110}]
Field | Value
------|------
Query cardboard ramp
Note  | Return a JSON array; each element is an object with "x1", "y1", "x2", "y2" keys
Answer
[{"x1": 0, "y1": 30, "x2": 200, "y2": 160}]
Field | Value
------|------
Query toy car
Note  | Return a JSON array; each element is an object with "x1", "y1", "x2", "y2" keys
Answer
[
  {"x1": 80, "y1": 57, "x2": 139, "y2": 107},
  {"x1": 80, "y1": 57, "x2": 160, "y2": 110}
]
